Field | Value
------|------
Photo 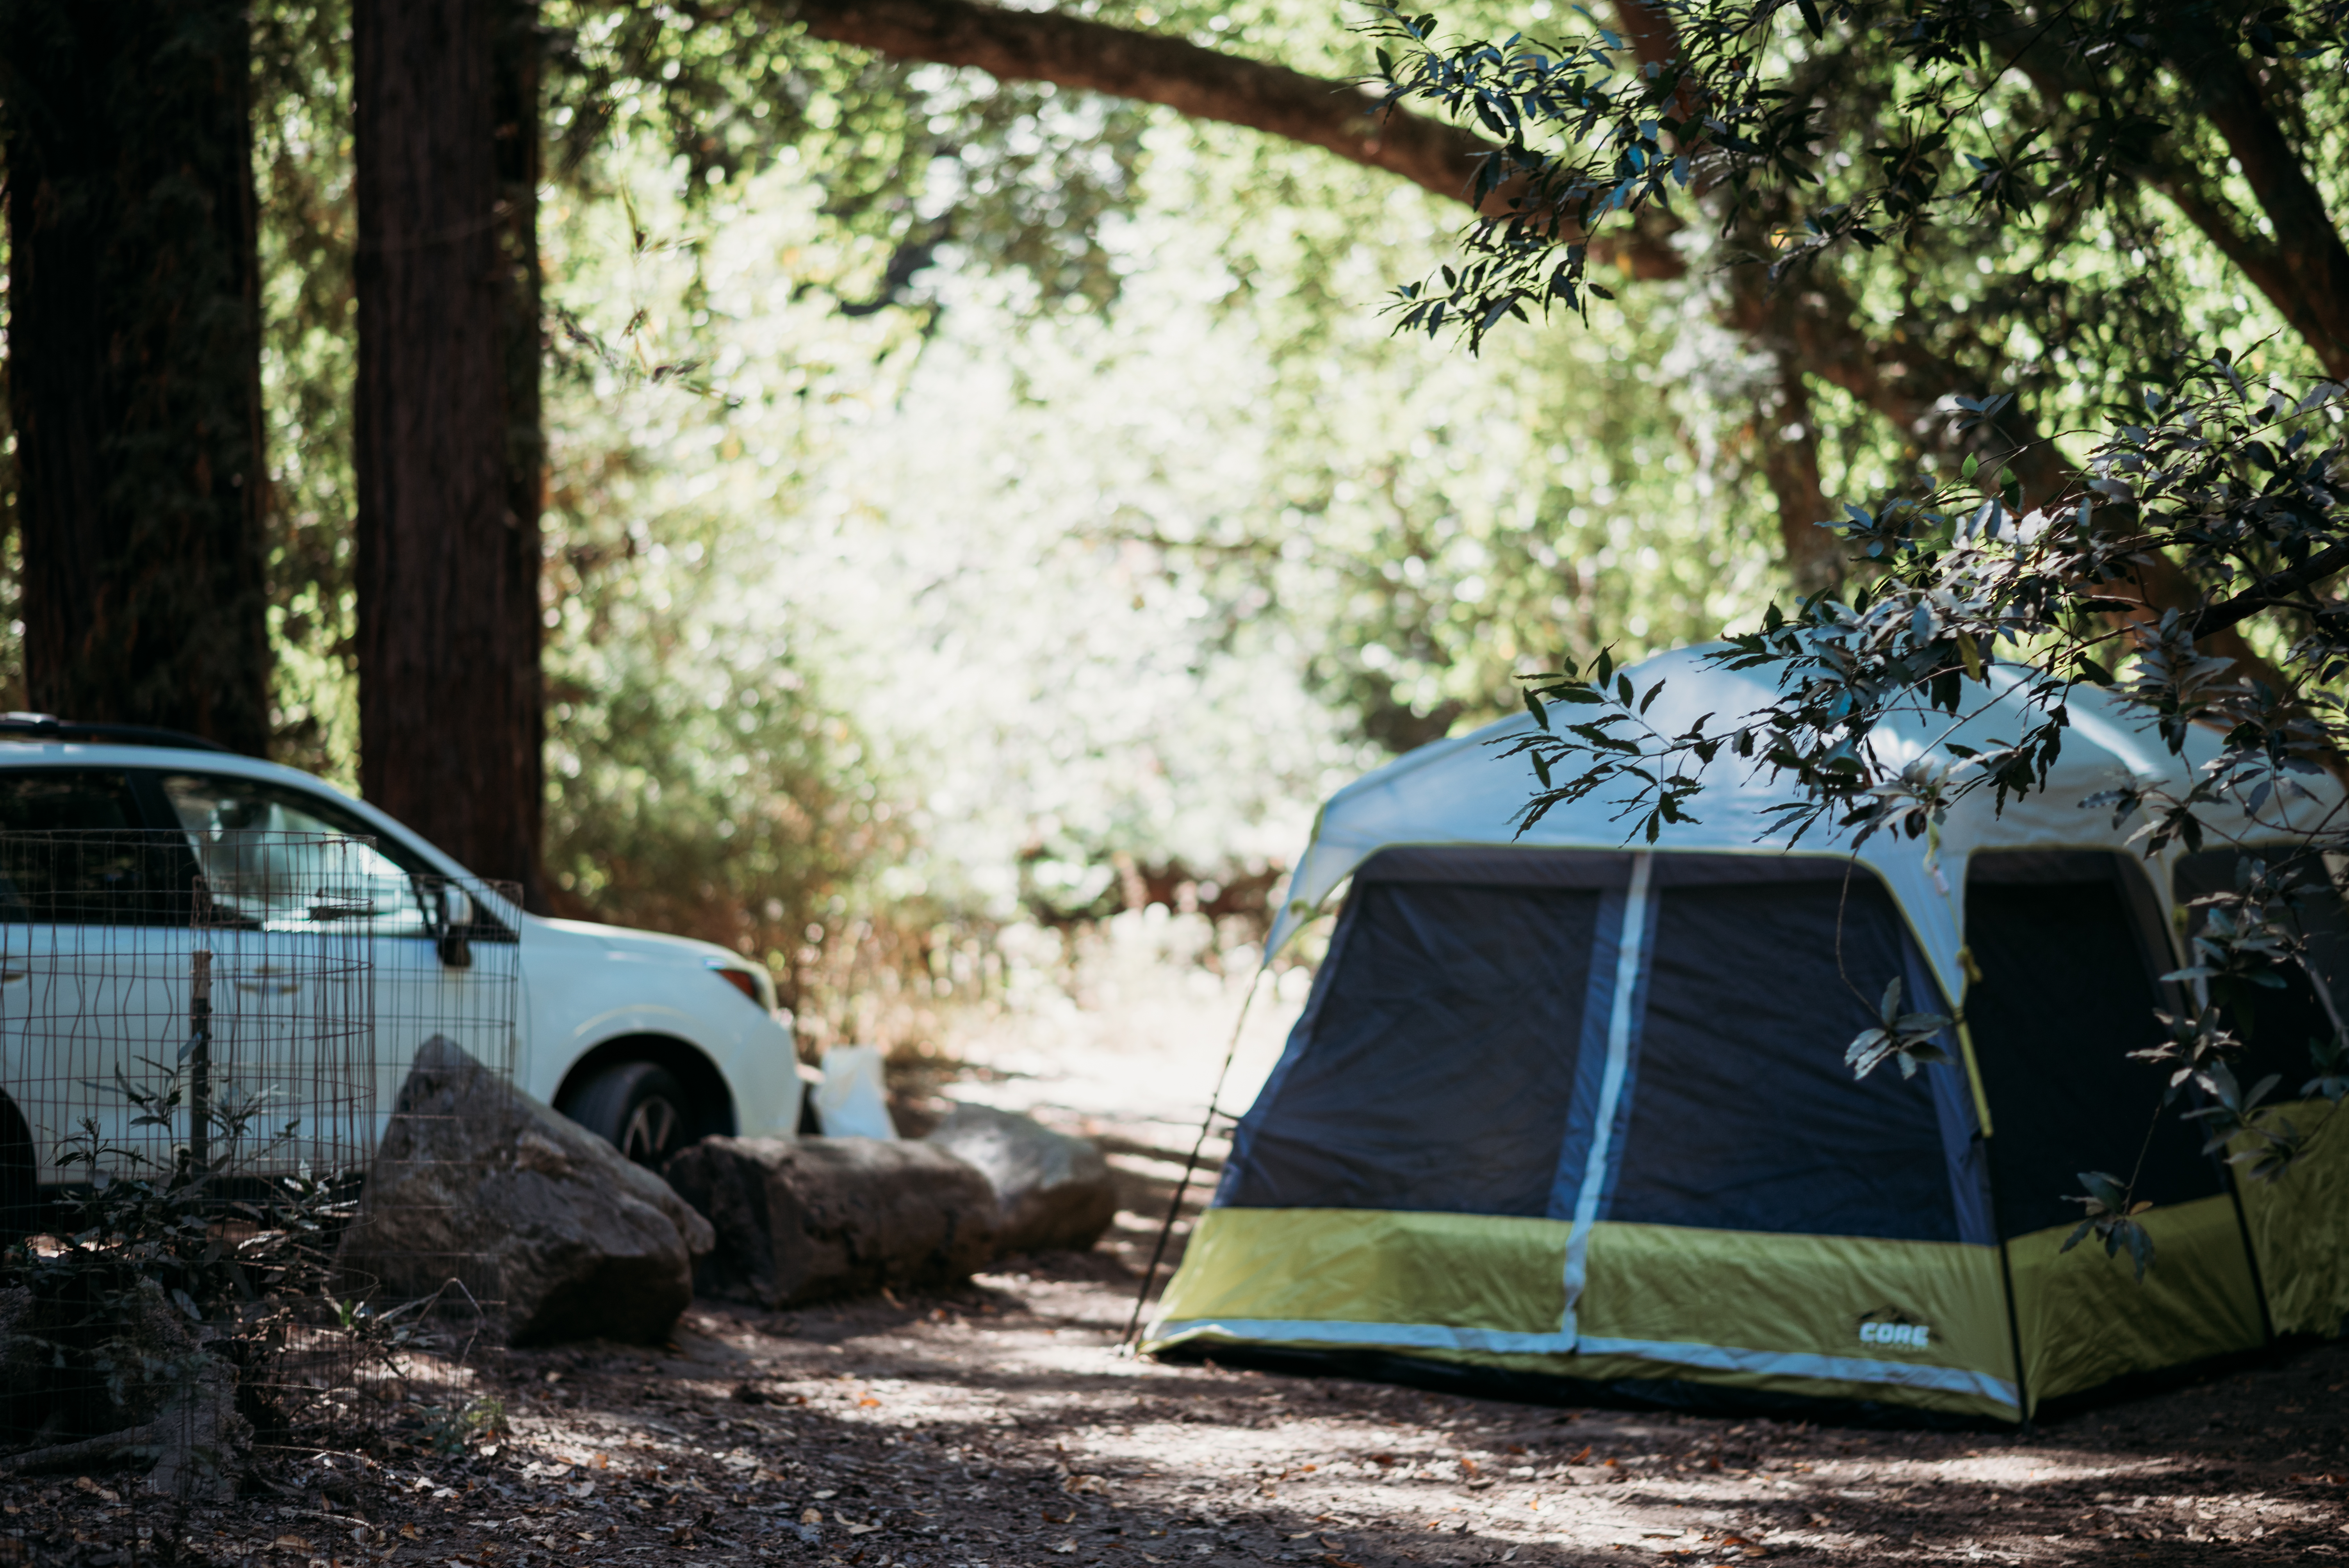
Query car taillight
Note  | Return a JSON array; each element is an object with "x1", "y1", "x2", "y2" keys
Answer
[{"x1": 713, "y1": 967, "x2": 762, "y2": 1005}]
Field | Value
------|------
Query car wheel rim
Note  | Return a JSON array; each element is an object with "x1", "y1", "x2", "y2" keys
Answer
[{"x1": 622, "y1": 1096, "x2": 681, "y2": 1164}]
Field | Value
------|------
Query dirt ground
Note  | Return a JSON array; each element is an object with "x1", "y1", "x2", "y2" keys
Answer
[
  {"x1": 9, "y1": 1247, "x2": 2344, "y2": 1568},
  {"x1": 9, "y1": 953, "x2": 2348, "y2": 1566}
]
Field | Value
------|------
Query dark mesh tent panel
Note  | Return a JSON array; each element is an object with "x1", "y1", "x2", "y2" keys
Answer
[
  {"x1": 1964, "y1": 853, "x2": 2224, "y2": 1238},
  {"x1": 1221, "y1": 849, "x2": 1987, "y2": 1240},
  {"x1": 1217, "y1": 878, "x2": 1602, "y2": 1215},
  {"x1": 1609, "y1": 879, "x2": 1967, "y2": 1242},
  {"x1": 2173, "y1": 845, "x2": 2348, "y2": 1103}
]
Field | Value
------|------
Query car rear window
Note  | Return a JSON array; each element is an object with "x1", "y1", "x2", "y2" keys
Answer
[{"x1": 0, "y1": 769, "x2": 187, "y2": 922}]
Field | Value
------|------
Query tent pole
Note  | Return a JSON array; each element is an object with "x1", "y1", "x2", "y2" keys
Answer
[
  {"x1": 1994, "y1": 1231, "x2": 2031, "y2": 1432},
  {"x1": 2222, "y1": 1153, "x2": 2280, "y2": 1349},
  {"x1": 1119, "y1": 964, "x2": 1268, "y2": 1351}
]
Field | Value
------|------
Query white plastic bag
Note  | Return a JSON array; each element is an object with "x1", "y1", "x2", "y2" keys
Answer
[{"x1": 811, "y1": 1044, "x2": 898, "y2": 1139}]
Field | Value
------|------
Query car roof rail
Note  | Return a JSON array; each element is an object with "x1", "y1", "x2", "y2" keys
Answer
[{"x1": 0, "y1": 712, "x2": 237, "y2": 754}]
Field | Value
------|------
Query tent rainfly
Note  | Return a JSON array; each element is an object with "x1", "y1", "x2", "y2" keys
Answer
[{"x1": 1144, "y1": 647, "x2": 2349, "y2": 1423}]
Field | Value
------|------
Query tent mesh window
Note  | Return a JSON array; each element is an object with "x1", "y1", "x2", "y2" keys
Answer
[
  {"x1": 1219, "y1": 875, "x2": 1604, "y2": 1215},
  {"x1": 1222, "y1": 850, "x2": 1978, "y2": 1245},
  {"x1": 0, "y1": 816, "x2": 518, "y2": 1502},
  {"x1": 1962, "y1": 850, "x2": 2218, "y2": 1239},
  {"x1": 1611, "y1": 872, "x2": 1963, "y2": 1242}
]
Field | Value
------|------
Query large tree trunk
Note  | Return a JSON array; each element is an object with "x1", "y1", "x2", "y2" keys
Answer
[
  {"x1": 353, "y1": 0, "x2": 542, "y2": 901},
  {"x1": 0, "y1": 0, "x2": 272, "y2": 755}
]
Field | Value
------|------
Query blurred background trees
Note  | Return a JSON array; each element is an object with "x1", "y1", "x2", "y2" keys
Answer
[{"x1": 10, "y1": 0, "x2": 2318, "y2": 1051}]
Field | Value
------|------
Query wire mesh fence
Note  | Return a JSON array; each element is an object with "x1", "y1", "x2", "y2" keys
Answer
[
  {"x1": 0, "y1": 829, "x2": 519, "y2": 1497},
  {"x1": 336, "y1": 866, "x2": 521, "y2": 1453}
]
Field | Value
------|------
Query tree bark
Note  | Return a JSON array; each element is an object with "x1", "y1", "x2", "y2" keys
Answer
[
  {"x1": 353, "y1": 0, "x2": 543, "y2": 901},
  {"x1": 2163, "y1": 22, "x2": 2349, "y2": 381},
  {"x1": 0, "y1": 0, "x2": 272, "y2": 754},
  {"x1": 2004, "y1": 17, "x2": 2349, "y2": 383},
  {"x1": 1758, "y1": 359, "x2": 1837, "y2": 597},
  {"x1": 495, "y1": 0, "x2": 547, "y2": 901}
]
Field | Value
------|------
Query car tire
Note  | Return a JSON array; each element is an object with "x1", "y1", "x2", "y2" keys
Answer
[{"x1": 562, "y1": 1062, "x2": 695, "y2": 1169}]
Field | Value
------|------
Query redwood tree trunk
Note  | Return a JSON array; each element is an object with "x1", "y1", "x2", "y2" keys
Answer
[
  {"x1": 353, "y1": 0, "x2": 542, "y2": 900},
  {"x1": 0, "y1": 0, "x2": 272, "y2": 754}
]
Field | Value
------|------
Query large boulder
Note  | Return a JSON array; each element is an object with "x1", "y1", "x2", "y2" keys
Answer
[
  {"x1": 663, "y1": 1137, "x2": 997, "y2": 1307},
  {"x1": 336, "y1": 1037, "x2": 715, "y2": 1345},
  {"x1": 922, "y1": 1103, "x2": 1117, "y2": 1256}
]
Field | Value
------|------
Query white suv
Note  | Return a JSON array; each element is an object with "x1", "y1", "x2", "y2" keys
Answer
[{"x1": 0, "y1": 719, "x2": 804, "y2": 1208}]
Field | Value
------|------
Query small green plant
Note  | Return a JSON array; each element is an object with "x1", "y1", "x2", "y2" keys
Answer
[
  {"x1": 417, "y1": 1395, "x2": 508, "y2": 1455},
  {"x1": 0, "y1": 1057, "x2": 361, "y2": 1488}
]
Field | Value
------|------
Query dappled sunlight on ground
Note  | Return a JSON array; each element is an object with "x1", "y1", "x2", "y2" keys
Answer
[{"x1": 7, "y1": 937, "x2": 2342, "y2": 1567}]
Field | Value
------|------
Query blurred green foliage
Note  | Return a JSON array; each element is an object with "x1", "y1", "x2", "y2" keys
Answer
[
  {"x1": 11, "y1": 0, "x2": 2147, "y2": 1024},
  {"x1": 199, "y1": 0, "x2": 1784, "y2": 1013}
]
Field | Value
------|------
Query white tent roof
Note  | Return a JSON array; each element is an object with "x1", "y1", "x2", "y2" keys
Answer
[{"x1": 1267, "y1": 645, "x2": 2338, "y2": 1003}]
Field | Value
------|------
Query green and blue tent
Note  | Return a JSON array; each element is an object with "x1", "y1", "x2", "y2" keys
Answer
[{"x1": 1145, "y1": 647, "x2": 2349, "y2": 1423}]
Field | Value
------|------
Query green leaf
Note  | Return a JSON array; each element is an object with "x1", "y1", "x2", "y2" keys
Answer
[{"x1": 1955, "y1": 631, "x2": 1983, "y2": 682}]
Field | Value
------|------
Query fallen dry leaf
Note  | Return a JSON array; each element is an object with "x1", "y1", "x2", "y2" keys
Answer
[{"x1": 273, "y1": 1537, "x2": 314, "y2": 1554}]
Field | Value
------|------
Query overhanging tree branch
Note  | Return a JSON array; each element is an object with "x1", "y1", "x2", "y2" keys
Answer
[
  {"x1": 788, "y1": 0, "x2": 1686, "y2": 274},
  {"x1": 2190, "y1": 544, "x2": 2349, "y2": 641},
  {"x1": 795, "y1": 0, "x2": 1499, "y2": 208},
  {"x1": 2165, "y1": 21, "x2": 2349, "y2": 381},
  {"x1": 2005, "y1": 21, "x2": 2349, "y2": 383},
  {"x1": 792, "y1": 0, "x2": 2325, "y2": 710}
]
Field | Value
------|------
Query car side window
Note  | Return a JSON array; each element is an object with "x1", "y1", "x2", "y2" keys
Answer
[
  {"x1": 159, "y1": 774, "x2": 431, "y2": 935},
  {"x1": 0, "y1": 769, "x2": 182, "y2": 923}
]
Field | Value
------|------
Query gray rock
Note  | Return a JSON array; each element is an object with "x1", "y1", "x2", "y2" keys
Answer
[
  {"x1": 336, "y1": 1037, "x2": 714, "y2": 1345},
  {"x1": 922, "y1": 1103, "x2": 1117, "y2": 1256},
  {"x1": 663, "y1": 1137, "x2": 997, "y2": 1307}
]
